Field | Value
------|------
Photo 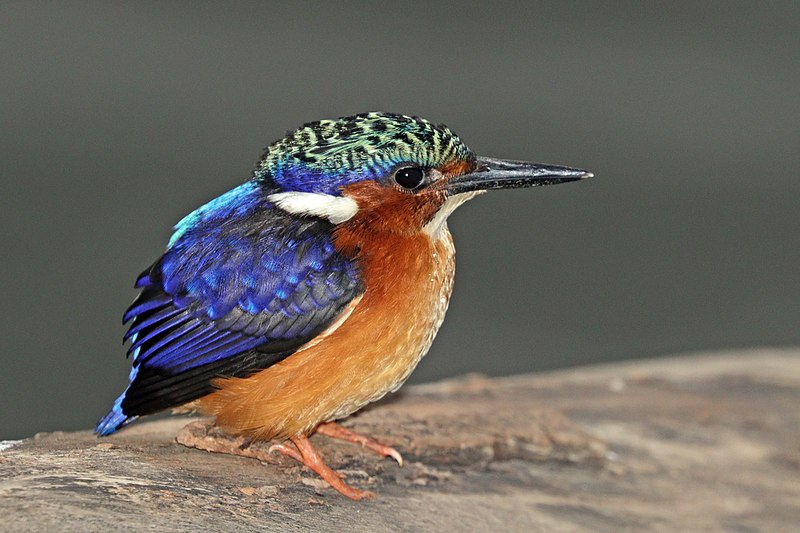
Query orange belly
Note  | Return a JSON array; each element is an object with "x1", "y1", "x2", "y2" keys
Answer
[{"x1": 197, "y1": 230, "x2": 456, "y2": 440}]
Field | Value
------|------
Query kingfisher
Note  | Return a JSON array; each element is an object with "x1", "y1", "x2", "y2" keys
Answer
[{"x1": 96, "y1": 112, "x2": 590, "y2": 500}]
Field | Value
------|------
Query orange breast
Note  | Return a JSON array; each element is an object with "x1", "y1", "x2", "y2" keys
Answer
[{"x1": 197, "y1": 229, "x2": 456, "y2": 441}]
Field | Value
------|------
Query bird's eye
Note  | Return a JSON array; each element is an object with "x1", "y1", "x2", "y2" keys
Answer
[{"x1": 394, "y1": 166, "x2": 425, "y2": 190}]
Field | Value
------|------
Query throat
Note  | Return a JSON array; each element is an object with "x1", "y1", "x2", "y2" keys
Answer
[{"x1": 423, "y1": 191, "x2": 482, "y2": 238}]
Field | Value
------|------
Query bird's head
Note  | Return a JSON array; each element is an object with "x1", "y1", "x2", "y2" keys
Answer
[{"x1": 256, "y1": 112, "x2": 590, "y2": 239}]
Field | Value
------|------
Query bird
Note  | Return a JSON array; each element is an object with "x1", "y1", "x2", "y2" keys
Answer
[{"x1": 96, "y1": 112, "x2": 590, "y2": 500}]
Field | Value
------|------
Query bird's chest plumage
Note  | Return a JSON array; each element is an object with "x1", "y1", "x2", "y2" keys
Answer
[
  {"x1": 340, "y1": 228, "x2": 457, "y2": 409},
  {"x1": 202, "y1": 228, "x2": 456, "y2": 440}
]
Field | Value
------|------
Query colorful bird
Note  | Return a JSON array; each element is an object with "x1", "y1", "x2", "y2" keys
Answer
[{"x1": 97, "y1": 112, "x2": 590, "y2": 499}]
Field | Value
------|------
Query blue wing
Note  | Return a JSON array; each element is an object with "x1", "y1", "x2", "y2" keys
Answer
[{"x1": 97, "y1": 182, "x2": 363, "y2": 435}]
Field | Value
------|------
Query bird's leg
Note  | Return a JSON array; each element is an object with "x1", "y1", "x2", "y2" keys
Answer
[
  {"x1": 270, "y1": 435, "x2": 375, "y2": 501},
  {"x1": 316, "y1": 421, "x2": 404, "y2": 466}
]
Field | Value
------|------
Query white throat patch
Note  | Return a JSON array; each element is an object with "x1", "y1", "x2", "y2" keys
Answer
[
  {"x1": 268, "y1": 191, "x2": 359, "y2": 224},
  {"x1": 423, "y1": 191, "x2": 483, "y2": 238}
]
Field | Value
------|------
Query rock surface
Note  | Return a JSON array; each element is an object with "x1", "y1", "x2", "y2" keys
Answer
[{"x1": 2, "y1": 349, "x2": 799, "y2": 532}]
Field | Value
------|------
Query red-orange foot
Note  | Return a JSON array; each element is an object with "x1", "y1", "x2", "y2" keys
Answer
[
  {"x1": 270, "y1": 435, "x2": 375, "y2": 501},
  {"x1": 317, "y1": 421, "x2": 404, "y2": 466}
]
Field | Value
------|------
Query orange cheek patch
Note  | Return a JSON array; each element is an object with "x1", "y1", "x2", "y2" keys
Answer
[
  {"x1": 339, "y1": 181, "x2": 384, "y2": 208},
  {"x1": 439, "y1": 158, "x2": 475, "y2": 177},
  {"x1": 335, "y1": 181, "x2": 446, "y2": 241}
]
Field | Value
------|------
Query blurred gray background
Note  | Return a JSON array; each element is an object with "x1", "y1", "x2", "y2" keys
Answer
[{"x1": 1, "y1": 2, "x2": 798, "y2": 439}]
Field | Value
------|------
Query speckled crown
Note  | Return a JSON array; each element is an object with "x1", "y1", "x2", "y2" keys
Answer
[{"x1": 254, "y1": 112, "x2": 474, "y2": 195}]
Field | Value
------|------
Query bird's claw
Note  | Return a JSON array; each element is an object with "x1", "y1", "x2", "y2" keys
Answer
[
  {"x1": 385, "y1": 447, "x2": 404, "y2": 467},
  {"x1": 316, "y1": 421, "x2": 405, "y2": 467}
]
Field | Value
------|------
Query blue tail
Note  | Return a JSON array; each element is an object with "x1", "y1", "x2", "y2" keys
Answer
[
  {"x1": 96, "y1": 360, "x2": 141, "y2": 436},
  {"x1": 95, "y1": 392, "x2": 137, "y2": 436}
]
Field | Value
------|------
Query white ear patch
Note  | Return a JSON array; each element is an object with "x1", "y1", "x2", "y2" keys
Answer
[
  {"x1": 423, "y1": 191, "x2": 483, "y2": 238},
  {"x1": 268, "y1": 192, "x2": 359, "y2": 224}
]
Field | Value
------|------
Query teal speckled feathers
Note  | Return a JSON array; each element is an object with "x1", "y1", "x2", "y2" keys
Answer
[{"x1": 255, "y1": 112, "x2": 475, "y2": 195}]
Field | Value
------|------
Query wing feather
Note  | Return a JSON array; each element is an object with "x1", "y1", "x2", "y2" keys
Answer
[{"x1": 96, "y1": 188, "x2": 362, "y2": 436}]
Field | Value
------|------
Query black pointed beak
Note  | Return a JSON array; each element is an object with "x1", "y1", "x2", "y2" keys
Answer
[{"x1": 445, "y1": 156, "x2": 592, "y2": 195}]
